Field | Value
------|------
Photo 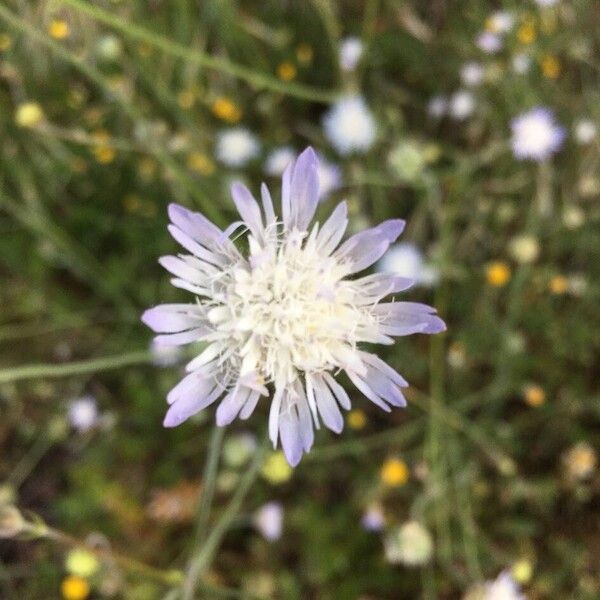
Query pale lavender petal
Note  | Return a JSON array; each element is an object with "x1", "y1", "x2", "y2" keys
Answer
[
  {"x1": 260, "y1": 183, "x2": 276, "y2": 224},
  {"x1": 153, "y1": 328, "x2": 209, "y2": 346},
  {"x1": 268, "y1": 388, "x2": 283, "y2": 446},
  {"x1": 290, "y1": 147, "x2": 319, "y2": 230},
  {"x1": 335, "y1": 219, "x2": 405, "y2": 273},
  {"x1": 292, "y1": 383, "x2": 314, "y2": 452},
  {"x1": 279, "y1": 407, "x2": 303, "y2": 467},
  {"x1": 311, "y1": 375, "x2": 344, "y2": 433},
  {"x1": 375, "y1": 302, "x2": 446, "y2": 335},
  {"x1": 360, "y1": 352, "x2": 409, "y2": 387},
  {"x1": 163, "y1": 373, "x2": 224, "y2": 426},
  {"x1": 323, "y1": 372, "x2": 351, "y2": 410},
  {"x1": 167, "y1": 225, "x2": 226, "y2": 266},
  {"x1": 317, "y1": 201, "x2": 348, "y2": 255},
  {"x1": 168, "y1": 203, "x2": 223, "y2": 244},
  {"x1": 216, "y1": 386, "x2": 251, "y2": 426},
  {"x1": 353, "y1": 273, "x2": 415, "y2": 298},
  {"x1": 142, "y1": 304, "x2": 204, "y2": 333},
  {"x1": 158, "y1": 256, "x2": 205, "y2": 285},
  {"x1": 346, "y1": 370, "x2": 392, "y2": 412},
  {"x1": 239, "y1": 390, "x2": 261, "y2": 420},
  {"x1": 231, "y1": 183, "x2": 264, "y2": 237}
]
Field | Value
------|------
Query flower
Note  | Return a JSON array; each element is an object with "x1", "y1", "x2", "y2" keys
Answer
[
  {"x1": 512, "y1": 53, "x2": 531, "y2": 74},
  {"x1": 261, "y1": 451, "x2": 292, "y2": 484},
  {"x1": 476, "y1": 32, "x2": 502, "y2": 54},
  {"x1": 449, "y1": 90, "x2": 475, "y2": 120},
  {"x1": 380, "y1": 457, "x2": 409, "y2": 487},
  {"x1": 460, "y1": 62, "x2": 485, "y2": 87},
  {"x1": 523, "y1": 384, "x2": 545, "y2": 407},
  {"x1": 427, "y1": 95, "x2": 447, "y2": 119},
  {"x1": 512, "y1": 559, "x2": 533, "y2": 585},
  {"x1": 510, "y1": 108, "x2": 565, "y2": 161},
  {"x1": 486, "y1": 261, "x2": 511, "y2": 287},
  {"x1": 347, "y1": 408, "x2": 367, "y2": 430},
  {"x1": 508, "y1": 235, "x2": 540, "y2": 264},
  {"x1": 61, "y1": 575, "x2": 90, "y2": 600},
  {"x1": 68, "y1": 396, "x2": 99, "y2": 433},
  {"x1": 486, "y1": 11, "x2": 514, "y2": 34},
  {"x1": 548, "y1": 275, "x2": 568, "y2": 295},
  {"x1": 49, "y1": 19, "x2": 70, "y2": 40},
  {"x1": 574, "y1": 119, "x2": 597, "y2": 144},
  {"x1": 361, "y1": 503, "x2": 385, "y2": 531},
  {"x1": 323, "y1": 96, "x2": 377, "y2": 155},
  {"x1": 142, "y1": 148, "x2": 445, "y2": 466},
  {"x1": 264, "y1": 146, "x2": 295, "y2": 177},
  {"x1": 277, "y1": 62, "x2": 297, "y2": 82},
  {"x1": 384, "y1": 521, "x2": 433, "y2": 566},
  {"x1": 339, "y1": 37, "x2": 363, "y2": 71},
  {"x1": 388, "y1": 141, "x2": 427, "y2": 183},
  {"x1": 212, "y1": 97, "x2": 242, "y2": 123},
  {"x1": 15, "y1": 102, "x2": 44, "y2": 128},
  {"x1": 215, "y1": 128, "x2": 260, "y2": 167},
  {"x1": 563, "y1": 442, "x2": 597, "y2": 480},
  {"x1": 65, "y1": 549, "x2": 100, "y2": 579},
  {"x1": 377, "y1": 243, "x2": 439, "y2": 287},
  {"x1": 540, "y1": 55, "x2": 560, "y2": 79},
  {"x1": 223, "y1": 432, "x2": 257, "y2": 468},
  {"x1": 483, "y1": 571, "x2": 526, "y2": 600},
  {"x1": 253, "y1": 502, "x2": 284, "y2": 541}
]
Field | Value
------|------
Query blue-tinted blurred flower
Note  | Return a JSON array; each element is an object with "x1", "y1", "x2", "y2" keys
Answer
[
  {"x1": 216, "y1": 128, "x2": 260, "y2": 167},
  {"x1": 253, "y1": 502, "x2": 283, "y2": 541},
  {"x1": 339, "y1": 37, "x2": 363, "y2": 71},
  {"x1": 460, "y1": 62, "x2": 485, "y2": 87},
  {"x1": 361, "y1": 504, "x2": 385, "y2": 532},
  {"x1": 323, "y1": 96, "x2": 377, "y2": 155},
  {"x1": 511, "y1": 108, "x2": 565, "y2": 161},
  {"x1": 449, "y1": 90, "x2": 475, "y2": 120},
  {"x1": 142, "y1": 148, "x2": 445, "y2": 466},
  {"x1": 574, "y1": 119, "x2": 597, "y2": 144},
  {"x1": 68, "y1": 396, "x2": 99, "y2": 433},
  {"x1": 264, "y1": 146, "x2": 295, "y2": 176},
  {"x1": 377, "y1": 243, "x2": 439, "y2": 287},
  {"x1": 484, "y1": 570, "x2": 526, "y2": 600},
  {"x1": 476, "y1": 31, "x2": 502, "y2": 54},
  {"x1": 512, "y1": 53, "x2": 532, "y2": 74}
]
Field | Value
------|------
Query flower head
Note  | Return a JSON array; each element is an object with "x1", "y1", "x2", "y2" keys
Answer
[
  {"x1": 484, "y1": 570, "x2": 526, "y2": 600},
  {"x1": 476, "y1": 32, "x2": 502, "y2": 54},
  {"x1": 339, "y1": 37, "x2": 363, "y2": 71},
  {"x1": 68, "y1": 396, "x2": 99, "y2": 433},
  {"x1": 216, "y1": 128, "x2": 260, "y2": 167},
  {"x1": 486, "y1": 11, "x2": 514, "y2": 34},
  {"x1": 264, "y1": 146, "x2": 296, "y2": 177},
  {"x1": 384, "y1": 521, "x2": 433, "y2": 566},
  {"x1": 460, "y1": 62, "x2": 485, "y2": 87},
  {"x1": 253, "y1": 502, "x2": 284, "y2": 541},
  {"x1": 449, "y1": 90, "x2": 475, "y2": 120},
  {"x1": 143, "y1": 148, "x2": 445, "y2": 466},
  {"x1": 323, "y1": 96, "x2": 377, "y2": 155},
  {"x1": 378, "y1": 243, "x2": 438, "y2": 287},
  {"x1": 427, "y1": 95, "x2": 448, "y2": 119},
  {"x1": 511, "y1": 108, "x2": 565, "y2": 161},
  {"x1": 574, "y1": 119, "x2": 597, "y2": 144}
]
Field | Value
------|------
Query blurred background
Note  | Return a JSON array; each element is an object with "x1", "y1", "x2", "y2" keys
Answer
[{"x1": 0, "y1": 0, "x2": 598, "y2": 598}]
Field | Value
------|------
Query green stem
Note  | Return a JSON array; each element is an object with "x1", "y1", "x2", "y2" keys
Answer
[
  {"x1": 192, "y1": 427, "x2": 226, "y2": 545},
  {"x1": 57, "y1": 0, "x2": 338, "y2": 103},
  {"x1": 181, "y1": 437, "x2": 268, "y2": 599},
  {"x1": 0, "y1": 350, "x2": 153, "y2": 384}
]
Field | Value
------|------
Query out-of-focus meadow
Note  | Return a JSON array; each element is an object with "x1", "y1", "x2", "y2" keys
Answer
[{"x1": 0, "y1": 0, "x2": 598, "y2": 598}]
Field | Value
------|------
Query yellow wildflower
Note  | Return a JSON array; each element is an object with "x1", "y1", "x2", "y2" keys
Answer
[
  {"x1": 564, "y1": 443, "x2": 597, "y2": 480},
  {"x1": 15, "y1": 102, "x2": 44, "y2": 128},
  {"x1": 517, "y1": 23, "x2": 536, "y2": 45},
  {"x1": 523, "y1": 384, "x2": 545, "y2": 407},
  {"x1": 261, "y1": 451, "x2": 292, "y2": 484},
  {"x1": 347, "y1": 409, "x2": 367, "y2": 430},
  {"x1": 187, "y1": 152, "x2": 215, "y2": 175},
  {"x1": 211, "y1": 97, "x2": 242, "y2": 123},
  {"x1": 512, "y1": 559, "x2": 533, "y2": 584},
  {"x1": 540, "y1": 55, "x2": 560, "y2": 79},
  {"x1": 49, "y1": 19, "x2": 70, "y2": 40},
  {"x1": 65, "y1": 549, "x2": 100, "y2": 579},
  {"x1": 549, "y1": 275, "x2": 568, "y2": 295},
  {"x1": 61, "y1": 575, "x2": 90, "y2": 600},
  {"x1": 486, "y1": 261, "x2": 511, "y2": 287},
  {"x1": 380, "y1": 458, "x2": 409, "y2": 487},
  {"x1": 277, "y1": 62, "x2": 297, "y2": 82}
]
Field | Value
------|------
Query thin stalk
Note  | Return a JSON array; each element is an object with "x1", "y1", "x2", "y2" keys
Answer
[
  {"x1": 181, "y1": 438, "x2": 268, "y2": 599},
  {"x1": 0, "y1": 350, "x2": 153, "y2": 384},
  {"x1": 7, "y1": 434, "x2": 55, "y2": 490}
]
